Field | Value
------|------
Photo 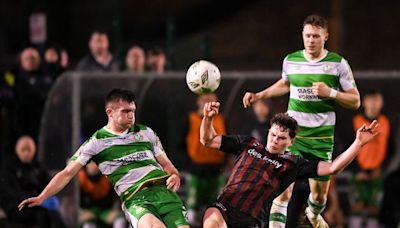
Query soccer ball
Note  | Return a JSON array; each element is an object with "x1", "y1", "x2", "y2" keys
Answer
[{"x1": 186, "y1": 60, "x2": 221, "y2": 95}]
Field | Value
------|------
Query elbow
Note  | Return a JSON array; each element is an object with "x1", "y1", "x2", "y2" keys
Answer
[
  {"x1": 200, "y1": 138, "x2": 207, "y2": 146},
  {"x1": 352, "y1": 95, "x2": 361, "y2": 110},
  {"x1": 352, "y1": 100, "x2": 361, "y2": 110},
  {"x1": 329, "y1": 167, "x2": 343, "y2": 176},
  {"x1": 200, "y1": 138, "x2": 211, "y2": 147}
]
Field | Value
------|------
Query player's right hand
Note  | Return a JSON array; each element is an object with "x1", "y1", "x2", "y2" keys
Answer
[
  {"x1": 203, "y1": 102, "x2": 220, "y2": 117},
  {"x1": 18, "y1": 196, "x2": 43, "y2": 211},
  {"x1": 242, "y1": 92, "x2": 259, "y2": 108}
]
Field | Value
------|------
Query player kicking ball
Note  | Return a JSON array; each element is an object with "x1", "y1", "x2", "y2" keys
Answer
[{"x1": 200, "y1": 101, "x2": 378, "y2": 228}]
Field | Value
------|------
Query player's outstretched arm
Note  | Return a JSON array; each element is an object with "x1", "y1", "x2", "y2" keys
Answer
[
  {"x1": 242, "y1": 79, "x2": 290, "y2": 108},
  {"x1": 18, "y1": 160, "x2": 82, "y2": 210},
  {"x1": 317, "y1": 120, "x2": 379, "y2": 176},
  {"x1": 200, "y1": 101, "x2": 222, "y2": 149}
]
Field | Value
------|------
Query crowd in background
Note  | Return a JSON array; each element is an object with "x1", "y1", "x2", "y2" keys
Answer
[
  {"x1": 0, "y1": 28, "x2": 167, "y2": 155},
  {"x1": 0, "y1": 29, "x2": 168, "y2": 227},
  {"x1": 0, "y1": 29, "x2": 400, "y2": 228}
]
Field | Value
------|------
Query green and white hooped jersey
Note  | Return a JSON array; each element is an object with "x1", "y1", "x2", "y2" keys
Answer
[
  {"x1": 71, "y1": 124, "x2": 169, "y2": 201},
  {"x1": 282, "y1": 50, "x2": 356, "y2": 158}
]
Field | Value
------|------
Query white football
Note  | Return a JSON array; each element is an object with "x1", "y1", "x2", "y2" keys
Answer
[{"x1": 186, "y1": 60, "x2": 221, "y2": 95}]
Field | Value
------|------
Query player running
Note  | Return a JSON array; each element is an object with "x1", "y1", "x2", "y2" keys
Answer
[{"x1": 242, "y1": 14, "x2": 360, "y2": 227}]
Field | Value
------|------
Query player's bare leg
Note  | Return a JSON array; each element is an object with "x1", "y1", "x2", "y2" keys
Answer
[
  {"x1": 203, "y1": 207, "x2": 227, "y2": 228},
  {"x1": 137, "y1": 213, "x2": 166, "y2": 228},
  {"x1": 269, "y1": 183, "x2": 294, "y2": 227},
  {"x1": 305, "y1": 179, "x2": 330, "y2": 228}
]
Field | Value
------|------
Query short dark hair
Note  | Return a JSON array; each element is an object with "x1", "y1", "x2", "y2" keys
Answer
[
  {"x1": 270, "y1": 113, "x2": 298, "y2": 139},
  {"x1": 363, "y1": 89, "x2": 382, "y2": 98},
  {"x1": 105, "y1": 88, "x2": 135, "y2": 107},
  {"x1": 148, "y1": 47, "x2": 165, "y2": 56},
  {"x1": 303, "y1": 14, "x2": 328, "y2": 30}
]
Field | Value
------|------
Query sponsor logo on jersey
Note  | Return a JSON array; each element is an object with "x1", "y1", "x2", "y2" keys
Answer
[
  {"x1": 322, "y1": 64, "x2": 333, "y2": 73},
  {"x1": 297, "y1": 88, "x2": 319, "y2": 101},
  {"x1": 247, "y1": 149, "x2": 282, "y2": 168},
  {"x1": 115, "y1": 151, "x2": 151, "y2": 164}
]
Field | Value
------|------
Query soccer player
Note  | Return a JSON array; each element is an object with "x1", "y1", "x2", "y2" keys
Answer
[
  {"x1": 242, "y1": 14, "x2": 361, "y2": 227},
  {"x1": 18, "y1": 88, "x2": 189, "y2": 228},
  {"x1": 200, "y1": 101, "x2": 377, "y2": 228}
]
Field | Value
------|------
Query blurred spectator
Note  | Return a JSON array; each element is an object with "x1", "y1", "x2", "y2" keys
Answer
[
  {"x1": 125, "y1": 46, "x2": 145, "y2": 73},
  {"x1": 43, "y1": 45, "x2": 65, "y2": 79},
  {"x1": 0, "y1": 136, "x2": 65, "y2": 228},
  {"x1": 14, "y1": 47, "x2": 53, "y2": 140},
  {"x1": 76, "y1": 30, "x2": 119, "y2": 72},
  {"x1": 79, "y1": 161, "x2": 126, "y2": 228},
  {"x1": 146, "y1": 47, "x2": 166, "y2": 74},
  {"x1": 185, "y1": 93, "x2": 226, "y2": 226},
  {"x1": 241, "y1": 99, "x2": 271, "y2": 145},
  {"x1": 349, "y1": 89, "x2": 390, "y2": 228},
  {"x1": 60, "y1": 48, "x2": 69, "y2": 70}
]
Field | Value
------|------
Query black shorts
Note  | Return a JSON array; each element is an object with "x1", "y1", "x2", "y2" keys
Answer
[{"x1": 209, "y1": 201, "x2": 264, "y2": 228}]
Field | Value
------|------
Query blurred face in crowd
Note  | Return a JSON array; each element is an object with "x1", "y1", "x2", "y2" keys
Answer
[
  {"x1": 20, "y1": 47, "x2": 41, "y2": 71},
  {"x1": 125, "y1": 46, "x2": 145, "y2": 72},
  {"x1": 363, "y1": 93, "x2": 384, "y2": 119},
  {"x1": 106, "y1": 99, "x2": 136, "y2": 132},
  {"x1": 252, "y1": 100, "x2": 270, "y2": 122},
  {"x1": 44, "y1": 47, "x2": 59, "y2": 63},
  {"x1": 147, "y1": 51, "x2": 166, "y2": 73},
  {"x1": 266, "y1": 124, "x2": 293, "y2": 154},
  {"x1": 15, "y1": 136, "x2": 36, "y2": 164},
  {"x1": 197, "y1": 93, "x2": 218, "y2": 114},
  {"x1": 89, "y1": 32, "x2": 109, "y2": 56},
  {"x1": 302, "y1": 24, "x2": 328, "y2": 57}
]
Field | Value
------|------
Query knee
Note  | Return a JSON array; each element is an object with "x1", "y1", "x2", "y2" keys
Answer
[
  {"x1": 203, "y1": 208, "x2": 226, "y2": 228},
  {"x1": 310, "y1": 190, "x2": 328, "y2": 203},
  {"x1": 203, "y1": 218, "x2": 220, "y2": 228}
]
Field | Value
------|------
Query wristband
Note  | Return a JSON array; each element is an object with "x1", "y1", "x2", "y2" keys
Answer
[{"x1": 329, "y1": 89, "x2": 338, "y2": 98}]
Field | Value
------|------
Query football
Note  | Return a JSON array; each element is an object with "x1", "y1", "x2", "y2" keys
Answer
[{"x1": 186, "y1": 60, "x2": 221, "y2": 95}]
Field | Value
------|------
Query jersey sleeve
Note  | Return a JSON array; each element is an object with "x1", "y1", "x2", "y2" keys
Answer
[
  {"x1": 145, "y1": 127, "x2": 166, "y2": 157},
  {"x1": 338, "y1": 58, "x2": 357, "y2": 91},
  {"x1": 220, "y1": 135, "x2": 252, "y2": 155},
  {"x1": 70, "y1": 138, "x2": 99, "y2": 166},
  {"x1": 295, "y1": 157, "x2": 319, "y2": 179},
  {"x1": 281, "y1": 56, "x2": 289, "y2": 81}
]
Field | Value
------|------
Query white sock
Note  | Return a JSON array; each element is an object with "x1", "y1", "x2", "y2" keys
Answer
[
  {"x1": 269, "y1": 200, "x2": 288, "y2": 228},
  {"x1": 307, "y1": 194, "x2": 326, "y2": 216}
]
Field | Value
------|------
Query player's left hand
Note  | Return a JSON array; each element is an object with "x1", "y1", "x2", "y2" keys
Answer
[
  {"x1": 356, "y1": 120, "x2": 380, "y2": 146},
  {"x1": 166, "y1": 174, "x2": 181, "y2": 192},
  {"x1": 312, "y1": 82, "x2": 331, "y2": 97},
  {"x1": 18, "y1": 196, "x2": 43, "y2": 211}
]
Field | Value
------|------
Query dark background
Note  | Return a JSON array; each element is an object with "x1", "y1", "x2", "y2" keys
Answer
[{"x1": 1, "y1": 0, "x2": 399, "y2": 70}]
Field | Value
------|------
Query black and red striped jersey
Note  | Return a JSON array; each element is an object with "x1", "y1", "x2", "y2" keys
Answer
[{"x1": 218, "y1": 135, "x2": 319, "y2": 221}]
